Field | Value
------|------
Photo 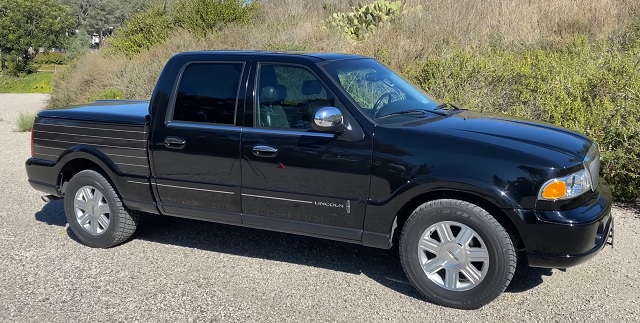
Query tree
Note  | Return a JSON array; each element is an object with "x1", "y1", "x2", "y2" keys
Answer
[
  {"x1": 61, "y1": 0, "x2": 149, "y2": 48},
  {"x1": 0, "y1": 0, "x2": 74, "y2": 72}
]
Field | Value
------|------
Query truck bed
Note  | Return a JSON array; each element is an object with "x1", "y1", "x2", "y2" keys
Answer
[
  {"x1": 38, "y1": 100, "x2": 149, "y2": 124},
  {"x1": 32, "y1": 100, "x2": 150, "y2": 176}
]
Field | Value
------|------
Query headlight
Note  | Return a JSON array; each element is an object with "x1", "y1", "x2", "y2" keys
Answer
[{"x1": 538, "y1": 168, "x2": 592, "y2": 200}]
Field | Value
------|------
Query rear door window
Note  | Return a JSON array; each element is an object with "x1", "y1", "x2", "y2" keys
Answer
[{"x1": 173, "y1": 62, "x2": 244, "y2": 125}]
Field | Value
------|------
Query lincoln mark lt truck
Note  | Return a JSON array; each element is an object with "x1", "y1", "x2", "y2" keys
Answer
[{"x1": 26, "y1": 51, "x2": 613, "y2": 309}]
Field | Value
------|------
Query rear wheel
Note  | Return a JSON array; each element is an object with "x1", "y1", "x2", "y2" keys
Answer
[
  {"x1": 64, "y1": 169, "x2": 139, "y2": 248},
  {"x1": 399, "y1": 199, "x2": 516, "y2": 309}
]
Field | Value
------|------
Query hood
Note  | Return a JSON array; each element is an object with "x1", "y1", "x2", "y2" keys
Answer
[
  {"x1": 399, "y1": 110, "x2": 592, "y2": 165},
  {"x1": 38, "y1": 100, "x2": 150, "y2": 125}
]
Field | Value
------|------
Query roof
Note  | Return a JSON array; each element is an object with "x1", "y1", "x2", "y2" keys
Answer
[{"x1": 173, "y1": 50, "x2": 369, "y2": 62}]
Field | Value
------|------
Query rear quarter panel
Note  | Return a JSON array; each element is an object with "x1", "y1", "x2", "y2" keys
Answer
[{"x1": 31, "y1": 117, "x2": 156, "y2": 213}]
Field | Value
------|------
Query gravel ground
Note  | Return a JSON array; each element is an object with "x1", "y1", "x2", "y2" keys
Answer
[{"x1": 0, "y1": 93, "x2": 639, "y2": 322}]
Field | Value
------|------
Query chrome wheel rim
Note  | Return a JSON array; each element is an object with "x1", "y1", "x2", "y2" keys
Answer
[
  {"x1": 74, "y1": 185, "x2": 110, "y2": 236},
  {"x1": 418, "y1": 221, "x2": 490, "y2": 291}
]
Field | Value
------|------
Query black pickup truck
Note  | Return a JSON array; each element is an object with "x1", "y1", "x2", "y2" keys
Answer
[{"x1": 26, "y1": 51, "x2": 613, "y2": 309}]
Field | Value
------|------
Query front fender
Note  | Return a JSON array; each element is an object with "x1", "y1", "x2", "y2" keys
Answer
[
  {"x1": 384, "y1": 176, "x2": 521, "y2": 209},
  {"x1": 361, "y1": 176, "x2": 523, "y2": 249}
]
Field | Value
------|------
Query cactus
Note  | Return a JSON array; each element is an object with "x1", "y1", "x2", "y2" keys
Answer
[{"x1": 324, "y1": 0, "x2": 403, "y2": 41}]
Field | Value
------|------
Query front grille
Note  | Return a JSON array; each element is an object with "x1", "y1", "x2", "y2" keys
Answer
[{"x1": 585, "y1": 144, "x2": 600, "y2": 190}]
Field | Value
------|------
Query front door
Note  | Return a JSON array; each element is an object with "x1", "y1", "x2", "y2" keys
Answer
[
  {"x1": 240, "y1": 62, "x2": 373, "y2": 241},
  {"x1": 151, "y1": 60, "x2": 247, "y2": 223}
]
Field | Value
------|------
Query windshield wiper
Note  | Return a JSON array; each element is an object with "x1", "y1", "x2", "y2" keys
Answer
[
  {"x1": 434, "y1": 103, "x2": 460, "y2": 111},
  {"x1": 378, "y1": 107, "x2": 449, "y2": 119},
  {"x1": 377, "y1": 109, "x2": 427, "y2": 119}
]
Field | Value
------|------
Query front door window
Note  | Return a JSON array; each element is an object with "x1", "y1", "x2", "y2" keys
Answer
[{"x1": 256, "y1": 64, "x2": 336, "y2": 130}]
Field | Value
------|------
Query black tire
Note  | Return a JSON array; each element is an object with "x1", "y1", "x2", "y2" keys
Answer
[
  {"x1": 399, "y1": 199, "x2": 516, "y2": 309},
  {"x1": 63, "y1": 169, "x2": 139, "y2": 248}
]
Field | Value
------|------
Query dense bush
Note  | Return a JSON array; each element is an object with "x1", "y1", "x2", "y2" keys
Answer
[
  {"x1": 108, "y1": 6, "x2": 175, "y2": 56},
  {"x1": 173, "y1": 0, "x2": 257, "y2": 35},
  {"x1": 64, "y1": 33, "x2": 91, "y2": 59},
  {"x1": 410, "y1": 33, "x2": 640, "y2": 201},
  {"x1": 33, "y1": 52, "x2": 68, "y2": 65},
  {"x1": 90, "y1": 88, "x2": 125, "y2": 101},
  {"x1": 264, "y1": 42, "x2": 309, "y2": 51},
  {"x1": 5, "y1": 57, "x2": 38, "y2": 77},
  {"x1": 108, "y1": 0, "x2": 256, "y2": 55}
]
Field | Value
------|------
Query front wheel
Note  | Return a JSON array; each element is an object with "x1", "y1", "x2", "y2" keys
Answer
[
  {"x1": 63, "y1": 169, "x2": 139, "y2": 248},
  {"x1": 399, "y1": 199, "x2": 516, "y2": 309}
]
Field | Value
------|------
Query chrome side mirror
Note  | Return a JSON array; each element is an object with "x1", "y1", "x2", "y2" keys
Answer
[{"x1": 312, "y1": 107, "x2": 346, "y2": 132}]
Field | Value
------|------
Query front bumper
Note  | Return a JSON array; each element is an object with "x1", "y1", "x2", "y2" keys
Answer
[{"x1": 505, "y1": 181, "x2": 613, "y2": 268}]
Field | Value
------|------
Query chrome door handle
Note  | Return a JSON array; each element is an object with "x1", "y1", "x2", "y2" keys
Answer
[
  {"x1": 164, "y1": 136, "x2": 186, "y2": 149},
  {"x1": 252, "y1": 145, "x2": 278, "y2": 157}
]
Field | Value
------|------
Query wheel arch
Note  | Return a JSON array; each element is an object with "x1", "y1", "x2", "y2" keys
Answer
[
  {"x1": 390, "y1": 190, "x2": 525, "y2": 251},
  {"x1": 57, "y1": 147, "x2": 123, "y2": 196}
]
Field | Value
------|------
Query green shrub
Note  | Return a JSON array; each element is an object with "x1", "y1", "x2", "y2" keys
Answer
[
  {"x1": 108, "y1": 0, "x2": 257, "y2": 56},
  {"x1": 108, "y1": 6, "x2": 176, "y2": 56},
  {"x1": 90, "y1": 88, "x2": 125, "y2": 101},
  {"x1": 5, "y1": 57, "x2": 37, "y2": 77},
  {"x1": 325, "y1": 0, "x2": 402, "y2": 41},
  {"x1": 411, "y1": 33, "x2": 640, "y2": 201},
  {"x1": 173, "y1": 0, "x2": 257, "y2": 35},
  {"x1": 264, "y1": 42, "x2": 309, "y2": 51},
  {"x1": 16, "y1": 112, "x2": 36, "y2": 132},
  {"x1": 33, "y1": 52, "x2": 68, "y2": 65},
  {"x1": 600, "y1": 103, "x2": 640, "y2": 201},
  {"x1": 64, "y1": 33, "x2": 91, "y2": 59}
]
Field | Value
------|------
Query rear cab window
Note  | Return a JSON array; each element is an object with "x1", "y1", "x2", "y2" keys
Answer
[{"x1": 173, "y1": 62, "x2": 245, "y2": 125}]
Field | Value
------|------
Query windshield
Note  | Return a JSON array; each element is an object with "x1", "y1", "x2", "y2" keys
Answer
[{"x1": 322, "y1": 59, "x2": 440, "y2": 121}]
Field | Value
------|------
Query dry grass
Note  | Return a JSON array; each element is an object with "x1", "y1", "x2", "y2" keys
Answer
[
  {"x1": 15, "y1": 112, "x2": 36, "y2": 132},
  {"x1": 401, "y1": 0, "x2": 638, "y2": 47},
  {"x1": 355, "y1": 0, "x2": 640, "y2": 70},
  {"x1": 49, "y1": 0, "x2": 640, "y2": 107}
]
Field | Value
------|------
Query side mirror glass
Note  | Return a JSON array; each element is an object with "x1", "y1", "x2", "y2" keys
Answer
[{"x1": 313, "y1": 107, "x2": 346, "y2": 132}]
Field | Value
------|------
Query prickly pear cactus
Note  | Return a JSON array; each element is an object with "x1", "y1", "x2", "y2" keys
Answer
[{"x1": 325, "y1": 0, "x2": 403, "y2": 41}]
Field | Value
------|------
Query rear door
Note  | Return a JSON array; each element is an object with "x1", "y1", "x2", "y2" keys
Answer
[
  {"x1": 240, "y1": 60, "x2": 373, "y2": 241},
  {"x1": 150, "y1": 57, "x2": 249, "y2": 223}
]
